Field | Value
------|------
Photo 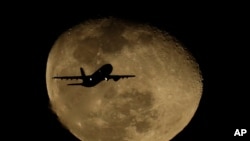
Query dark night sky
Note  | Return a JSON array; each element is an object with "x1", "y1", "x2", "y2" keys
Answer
[{"x1": 6, "y1": 3, "x2": 248, "y2": 141}]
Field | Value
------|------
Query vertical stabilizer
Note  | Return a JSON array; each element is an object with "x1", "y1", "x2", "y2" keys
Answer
[{"x1": 80, "y1": 67, "x2": 85, "y2": 77}]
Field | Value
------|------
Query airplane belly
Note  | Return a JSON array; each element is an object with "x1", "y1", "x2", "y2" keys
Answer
[{"x1": 83, "y1": 77, "x2": 103, "y2": 87}]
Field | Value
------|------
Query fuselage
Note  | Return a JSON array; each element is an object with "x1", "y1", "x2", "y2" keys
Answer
[{"x1": 81, "y1": 64, "x2": 113, "y2": 87}]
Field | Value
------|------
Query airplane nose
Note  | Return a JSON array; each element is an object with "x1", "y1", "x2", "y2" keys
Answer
[
  {"x1": 107, "y1": 64, "x2": 113, "y2": 71},
  {"x1": 106, "y1": 64, "x2": 112, "y2": 69},
  {"x1": 103, "y1": 64, "x2": 113, "y2": 74}
]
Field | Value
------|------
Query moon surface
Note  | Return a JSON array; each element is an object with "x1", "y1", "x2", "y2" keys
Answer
[{"x1": 46, "y1": 18, "x2": 203, "y2": 141}]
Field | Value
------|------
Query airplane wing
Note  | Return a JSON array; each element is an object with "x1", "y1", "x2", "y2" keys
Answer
[
  {"x1": 52, "y1": 76, "x2": 83, "y2": 80},
  {"x1": 108, "y1": 75, "x2": 135, "y2": 81}
]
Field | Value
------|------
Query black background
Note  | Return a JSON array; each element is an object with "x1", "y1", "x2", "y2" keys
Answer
[{"x1": 5, "y1": 2, "x2": 249, "y2": 141}]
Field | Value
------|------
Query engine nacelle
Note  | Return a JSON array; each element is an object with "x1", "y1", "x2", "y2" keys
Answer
[{"x1": 113, "y1": 77, "x2": 120, "y2": 81}]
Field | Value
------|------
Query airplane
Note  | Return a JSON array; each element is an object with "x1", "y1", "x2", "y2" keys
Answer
[{"x1": 52, "y1": 64, "x2": 135, "y2": 87}]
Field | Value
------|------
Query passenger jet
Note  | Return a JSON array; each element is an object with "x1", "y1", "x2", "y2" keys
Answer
[{"x1": 52, "y1": 64, "x2": 135, "y2": 87}]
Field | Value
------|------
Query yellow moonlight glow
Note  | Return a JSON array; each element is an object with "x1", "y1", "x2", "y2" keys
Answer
[{"x1": 46, "y1": 18, "x2": 203, "y2": 141}]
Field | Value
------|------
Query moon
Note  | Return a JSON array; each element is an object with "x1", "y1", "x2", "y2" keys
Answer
[{"x1": 46, "y1": 18, "x2": 203, "y2": 141}]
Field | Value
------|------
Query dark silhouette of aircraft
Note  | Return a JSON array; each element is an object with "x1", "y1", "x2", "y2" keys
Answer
[{"x1": 52, "y1": 64, "x2": 135, "y2": 87}]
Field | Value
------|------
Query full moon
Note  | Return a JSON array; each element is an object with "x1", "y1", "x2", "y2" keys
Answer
[{"x1": 46, "y1": 18, "x2": 203, "y2": 141}]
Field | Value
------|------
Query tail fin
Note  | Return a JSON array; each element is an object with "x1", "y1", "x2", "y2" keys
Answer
[{"x1": 80, "y1": 67, "x2": 86, "y2": 77}]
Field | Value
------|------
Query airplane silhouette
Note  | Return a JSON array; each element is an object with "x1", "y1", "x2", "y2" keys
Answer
[{"x1": 52, "y1": 64, "x2": 135, "y2": 87}]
